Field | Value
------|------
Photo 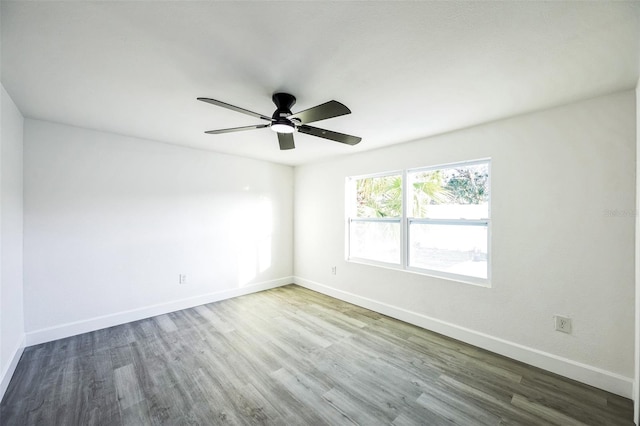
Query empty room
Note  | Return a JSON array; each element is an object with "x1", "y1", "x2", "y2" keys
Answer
[{"x1": 1, "y1": 1, "x2": 640, "y2": 425}]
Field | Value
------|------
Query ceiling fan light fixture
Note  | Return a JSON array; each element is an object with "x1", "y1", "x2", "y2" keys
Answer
[{"x1": 271, "y1": 121, "x2": 295, "y2": 134}]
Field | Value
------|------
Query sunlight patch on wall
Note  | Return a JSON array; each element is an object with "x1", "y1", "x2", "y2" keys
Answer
[{"x1": 235, "y1": 196, "x2": 273, "y2": 286}]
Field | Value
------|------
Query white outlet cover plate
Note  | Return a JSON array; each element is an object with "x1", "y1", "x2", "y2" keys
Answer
[{"x1": 554, "y1": 315, "x2": 572, "y2": 334}]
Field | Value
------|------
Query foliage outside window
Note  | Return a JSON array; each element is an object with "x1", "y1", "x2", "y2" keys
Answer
[{"x1": 347, "y1": 160, "x2": 490, "y2": 284}]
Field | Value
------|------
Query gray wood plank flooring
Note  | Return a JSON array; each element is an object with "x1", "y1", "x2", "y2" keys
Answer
[{"x1": 1, "y1": 284, "x2": 634, "y2": 425}]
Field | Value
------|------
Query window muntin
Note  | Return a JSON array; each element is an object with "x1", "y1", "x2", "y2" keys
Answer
[{"x1": 347, "y1": 160, "x2": 490, "y2": 284}]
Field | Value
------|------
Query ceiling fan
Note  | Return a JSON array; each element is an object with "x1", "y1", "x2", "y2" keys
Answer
[{"x1": 197, "y1": 93, "x2": 361, "y2": 150}]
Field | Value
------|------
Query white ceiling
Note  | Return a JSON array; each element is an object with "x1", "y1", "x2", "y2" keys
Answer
[{"x1": 2, "y1": 1, "x2": 639, "y2": 166}]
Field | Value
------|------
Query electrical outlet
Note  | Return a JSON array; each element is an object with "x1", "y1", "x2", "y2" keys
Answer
[
  {"x1": 554, "y1": 315, "x2": 572, "y2": 334},
  {"x1": 179, "y1": 274, "x2": 187, "y2": 284},
  {"x1": 331, "y1": 266, "x2": 337, "y2": 275}
]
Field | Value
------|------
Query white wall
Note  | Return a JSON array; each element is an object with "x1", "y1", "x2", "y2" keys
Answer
[
  {"x1": 0, "y1": 85, "x2": 25, "y2": 399},
  {"x1": 635, "y1": 77, "x2": 639, "y2": 424},
  {"x1": 23, "y1": 120, "x2": 293, "y2": 343},
  {"x1": 294, "y1": 91, "x2": 636, "y2": 397}
]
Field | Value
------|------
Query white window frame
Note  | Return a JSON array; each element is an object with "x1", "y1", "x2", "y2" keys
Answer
[{"x1": 346, "y1": 159, "x2": 491, "y2": 286}]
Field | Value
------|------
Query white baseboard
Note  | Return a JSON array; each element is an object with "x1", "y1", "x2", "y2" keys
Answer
[
  {"x1": 1, "y1": 334, "x2": 26, "y2": 402},
  {"x1": 294, "y1": 276, "x2": 633, "y2": 399},
  {"x1": 26, "y1": 277, "x2": 292, "y2": 346}
]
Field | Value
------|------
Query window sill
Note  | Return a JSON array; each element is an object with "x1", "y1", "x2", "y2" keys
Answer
[{"x1": 346, "y1": 257, "x2": 491, "y2": 288}]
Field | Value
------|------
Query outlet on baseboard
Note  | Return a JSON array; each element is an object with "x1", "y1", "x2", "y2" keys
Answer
[
  {"x1": 179, "y1": 274, "x2": 187, "y2": 284},
  {"x1": 331, "y1": 266, "x2": 337, "y2": 275},
  {"x1": 554, "y1": 315, "x2": 572, "y2": 334}
]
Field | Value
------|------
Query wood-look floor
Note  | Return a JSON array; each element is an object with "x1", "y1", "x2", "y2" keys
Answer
[{"x1": 1, "y1": 284, "x2": 634, "y2": 425}]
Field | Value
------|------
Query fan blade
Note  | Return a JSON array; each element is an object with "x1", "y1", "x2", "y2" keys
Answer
[
  {"x1": 198, "y1": 98, "x2": 272, "y2": 121},
  {"x1": 277, "y1": 132, "x2": 295, "y2": 150},
  {"x1": 288, "y1": 100, "x2": 351, "y2": 124},
  {"x1": 205, "y1": 124, "x2": 269, "y2": 134},
  {"x1": 297, "y1": 125, "x2": 361, "y2": 145}
]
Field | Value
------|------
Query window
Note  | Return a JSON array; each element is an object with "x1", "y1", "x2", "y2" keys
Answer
[
  {"x1": 348, "y1": 172, "x2": 402, "y2": 264},
  {"x1": 347, "y1": 160, "x2": 490, "y2": 284}
]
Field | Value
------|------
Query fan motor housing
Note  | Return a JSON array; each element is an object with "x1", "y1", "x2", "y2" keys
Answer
[
  {"x1": 271, "y1": 93, "x2": 297, "y2": 133},
  {"x1": 272, "y1": 93, "x2": 296, "y2": 118}
]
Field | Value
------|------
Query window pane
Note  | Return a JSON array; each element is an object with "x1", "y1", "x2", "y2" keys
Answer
[
  {"x1": 350, "y1": 221, "x2": 401, "y2": 264},
  {"x1": 409, "y1": 223, "x2": 488, "y2": 279},
  {"x1": 355, "y1": 174, "x2": 402, "y2": 218},
  {"x1": 409, "y1": 163, "x2": 489, "y2": 219}
]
